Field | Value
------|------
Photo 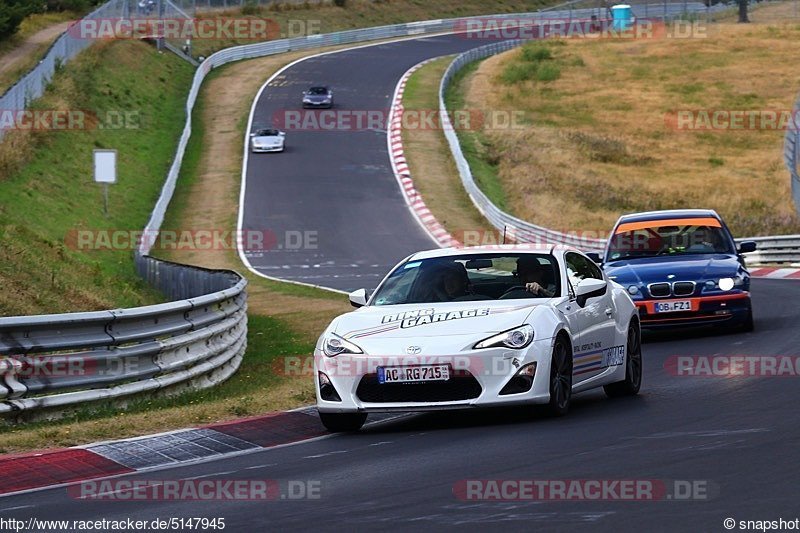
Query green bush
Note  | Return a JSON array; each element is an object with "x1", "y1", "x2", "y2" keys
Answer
[
  {"x1": 0, "y1": 0, "x2": 38, "y2": 40},
  {"x1": 501, "y1": 62, "x2": 538, "y2": 84},
  {"x1": 521, "y1": 44, "x2": 552, "y2": 62},
  {"x1": 535, "y1": 63, "x2": 560, "y2": 82},
  {"x1": 44, "y1": 0, "x2": 104, "y2": 12}
]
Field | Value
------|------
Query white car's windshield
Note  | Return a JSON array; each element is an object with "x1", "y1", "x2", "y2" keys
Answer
[
  {"x1": 308, "y1": 87, "x2": 328, "y2": 95},
  {"x1": 371, "y1": 253, "x2": 560, "y2": 305}
]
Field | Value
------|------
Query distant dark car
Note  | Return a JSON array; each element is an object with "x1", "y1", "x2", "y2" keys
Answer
[
  {"x1": 591, "y1": 209, "x2": 756, "y2": 332},
  {"x1": 302, "y1": 86, "x2": 333, "y2": 109}
]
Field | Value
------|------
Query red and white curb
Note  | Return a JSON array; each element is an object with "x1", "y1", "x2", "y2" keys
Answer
[
  {"x1": 388, "y1": 59, "x2": 460, "y2": 249},
  {"x1": 0, "y1": 409, "x2": 404, "y2": 497},
  {"x1": 0, "y1": 409, "x2": 326, "y2": 497},
  {"x1": 750, "y1": 267, "x2": 800, "y2": 279}
]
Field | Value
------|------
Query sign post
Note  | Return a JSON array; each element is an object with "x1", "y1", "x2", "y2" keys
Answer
[{"x1": 93, "y1": 149, "x2": 117, "y2": 217}]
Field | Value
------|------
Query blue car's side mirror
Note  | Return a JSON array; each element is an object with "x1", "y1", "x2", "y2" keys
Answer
[{"x1": 586, "y1": 252, "x2": 603, "y2": 264}]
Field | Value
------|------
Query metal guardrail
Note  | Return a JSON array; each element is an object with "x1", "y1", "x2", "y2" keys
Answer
[
  {"x1": 739, "y1": 235, "x2": 800, "y2": 265},
  {"x1": 783, "y1": 95, "x2": 800, "y2": 218},
  {"x1": 0, "y1": 258, "x2": 246, "y2": 417},
  {"x1": 440, "y1": 40, "x2": 799, "y2": 265}
]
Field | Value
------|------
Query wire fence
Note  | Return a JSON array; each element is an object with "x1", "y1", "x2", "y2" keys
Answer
[{"x1": 0, "y1": 0, "x2": 133, "y2": 142}]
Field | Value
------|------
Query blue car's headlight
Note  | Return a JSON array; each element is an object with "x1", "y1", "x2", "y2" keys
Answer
[
  {"x1": 323, "y1": 333, "x2": 363, "y2": 357},
  {"x1": 474, "y1": 325, "x2": 534, "y2": 350},
  {"x1": 706, "y1": 273, "x2": 745, "y2": 292},
  {"x1": 718, "y1": 277, "x2": 735, "y2": 291}
]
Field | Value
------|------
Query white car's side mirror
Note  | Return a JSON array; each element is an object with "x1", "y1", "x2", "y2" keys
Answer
[
  {"x1": 349, "y1": 288, "x2": 368, "y2": 308},
  {"x1": 249, "y1": 133, "x2": 256, "y2": 137},
  {"x1": 575, "y1": 278, "x2": 607, "y2": 306},
  {"x1": 279, "y1": 131, "x2": 286, "y2": 137}
]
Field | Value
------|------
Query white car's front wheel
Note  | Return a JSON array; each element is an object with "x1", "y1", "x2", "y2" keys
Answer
[
  {"x1": 545, "y1": 334, "x2": 573, "y2": 417},
  {"x1": 604, "y1": 321, "x2": 642, "y2": 398}
]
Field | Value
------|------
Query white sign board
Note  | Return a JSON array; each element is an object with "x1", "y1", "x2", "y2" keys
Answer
[{"x1": 93, "y1": 149, "x2": 117, "y2": 184}]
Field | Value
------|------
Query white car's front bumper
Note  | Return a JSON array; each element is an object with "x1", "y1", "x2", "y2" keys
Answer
[
  {"x1": 315, "y1": 337, "x2": 557, "y2": 414},
  {"x1": 251, "y1": 145, "x2": 283, "y2": 153}
]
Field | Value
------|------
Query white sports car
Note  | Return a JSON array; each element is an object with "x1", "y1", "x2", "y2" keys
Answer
[
  {"x1": 314, "y1": 245, "x2": 642, "y2": 432},
  {"x1": 250, "y1": 128, "x2": 285, "y2": 153}
]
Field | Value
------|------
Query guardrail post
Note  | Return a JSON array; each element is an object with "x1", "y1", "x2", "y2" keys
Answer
[{"x1": 0, "y1": 358, "x2": 26, "y2": 400}]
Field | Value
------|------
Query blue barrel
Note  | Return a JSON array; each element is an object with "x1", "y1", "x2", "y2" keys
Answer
[{"x1": 611, "y1": 4, "x2": 633, "y2": 31}]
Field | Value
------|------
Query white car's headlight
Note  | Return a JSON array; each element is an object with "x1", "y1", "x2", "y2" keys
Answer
[
  {"x1": 474, "y1": 325, "x2": 534, "y2": 350},
  {"x1": 323, "y1": 333, "x2": 363, "y2": 357}
]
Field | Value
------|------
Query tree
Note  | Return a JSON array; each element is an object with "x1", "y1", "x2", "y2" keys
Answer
[
  {"x1": 738, "y1": 0, "x2": 750, "y2": 23},
  {"x1": 0, "y1": 0, "x2": 41, "y2": 41}
]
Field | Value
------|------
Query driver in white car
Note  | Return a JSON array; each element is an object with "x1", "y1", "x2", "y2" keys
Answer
[{"x1": 517, "y1": 256, "x2": 556, "y2": 297}]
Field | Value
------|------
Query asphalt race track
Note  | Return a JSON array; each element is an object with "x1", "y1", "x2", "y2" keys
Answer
[
  {"x1": 2, "y1": 279, "x2": 798, "y2": 531},
  {"x1": 241, "y1": 34, "x2": 515, "y2": 292}
]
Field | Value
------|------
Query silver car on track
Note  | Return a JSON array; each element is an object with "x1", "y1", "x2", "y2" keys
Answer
[{"x1": 250, "y1": 128, "x2": 286, "y2": 153}]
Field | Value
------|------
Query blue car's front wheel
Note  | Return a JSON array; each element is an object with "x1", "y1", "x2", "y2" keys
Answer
[{"x1": 734, "y1": 305, "x2": 754, "y2": 333}]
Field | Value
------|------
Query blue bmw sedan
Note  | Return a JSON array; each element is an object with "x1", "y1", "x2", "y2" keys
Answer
[{"x1": 592, "y1": 209, "x2": 756, "y2": 331}]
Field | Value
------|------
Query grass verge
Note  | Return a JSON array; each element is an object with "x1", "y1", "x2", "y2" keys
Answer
[
  {"x1": 401, "y1": 57, "x2": 496, "y2": 243},
  {"x1": 444, "y1": 59, "x2": 511, "y2": 212},
  {"x1": 0, "y1": 40, "x2": 194, "y2": 316}
]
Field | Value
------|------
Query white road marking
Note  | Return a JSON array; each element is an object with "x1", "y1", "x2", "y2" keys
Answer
[
  {"x1": 0, "y1": 505, "x2": 33, "y2": 512},
  {"x1": 303, "y1": 450, "x2": 348, "y2": 459},
  {"x1": 245, "y1": 464, "x2": 276, "y2": 470}
]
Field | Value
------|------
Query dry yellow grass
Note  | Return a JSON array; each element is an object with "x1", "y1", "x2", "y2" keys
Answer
[{"x1": 460, "y1": 14, "x2": 800, "y2": 237}]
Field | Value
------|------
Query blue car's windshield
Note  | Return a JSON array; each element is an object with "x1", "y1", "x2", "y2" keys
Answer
[{"x1": 607, "y1": 219, "x2": 734, "y2": 261}]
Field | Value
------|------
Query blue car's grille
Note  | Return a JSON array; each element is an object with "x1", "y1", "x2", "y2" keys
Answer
[
  {"x1": 649, "y1": 283, "x2": 671, "y2": 297},
  {"x1": 673, "y1": 281, "x2": 696, "y2": 296}
]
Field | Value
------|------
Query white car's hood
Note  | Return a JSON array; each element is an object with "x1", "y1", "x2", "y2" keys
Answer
[
  {"x1": 333, "y1": 300, "x2": 549, "y2": 340},
  {"x1": 253, "y1": 135, "x2": 282, "y2": 144}
]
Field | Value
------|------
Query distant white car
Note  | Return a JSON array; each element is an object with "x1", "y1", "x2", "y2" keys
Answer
[
  {"x1": 314, "y1": 245, "x2": 642, "y2": 432},
  {"x1": 250, "y1": 128, "x2": 285, "y2": 153}
]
